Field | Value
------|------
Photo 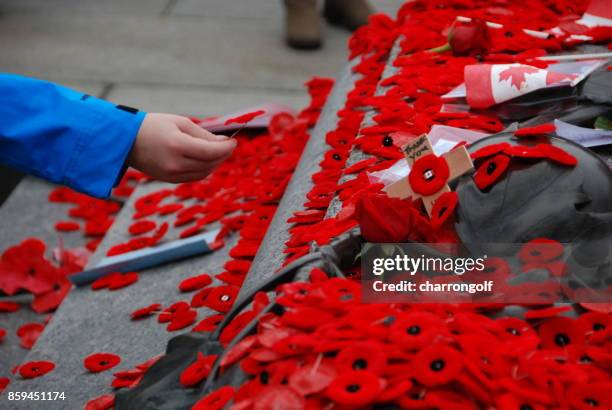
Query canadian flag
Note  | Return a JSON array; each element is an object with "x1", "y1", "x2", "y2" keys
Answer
[
  {"x1": 577, "y1": 0, "x2": 612, "y2": 28},
  {"x1": 465, "y1": 64, "x2": 577, "y2": 109}
]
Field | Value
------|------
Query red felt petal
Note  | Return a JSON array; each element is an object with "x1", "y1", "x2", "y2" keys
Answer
[
  {"x1": 54, "y1": 221, "x2": 80, "y2": 232},
  {"x1": 224, "y1": 110, "x2": 266, "y2": 125},
  {"x1": 84, "y1": 353, "x2": 121, "y2": 373},
  {"x1": 514, "y1": 123, "x2": 555, "y2": 137},
  {"x1": 18, "y1": 360, "x2": 55, "y2": 379},
  {"x1": 16, "y1": 323, "x2": 45, "y2": 350},
  {"x1": 130, "y1": 303, "x2": 162, "y2": 320},
  {"x1": 84, "y1": 394, "x2": 115, "y2": 410},
  {"x1": 178, "y1": 274, "x2": 212, "y2": 293}
]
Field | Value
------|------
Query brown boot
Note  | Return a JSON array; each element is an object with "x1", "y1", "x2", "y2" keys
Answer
[
  {"x1": 323, "y1": 0, "x2": 373, "y2": 31},
  {"x1": 284, "y1": 0, "x2": 322, "y2": 50}
]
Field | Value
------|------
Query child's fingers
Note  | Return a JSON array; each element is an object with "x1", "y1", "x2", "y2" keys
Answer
[
  {"x1": 181, "y1": 133, "x2": 236, "y2": 161},
  {"x1": 179, "y1": 119, "x2": 228, "y2": 142}
]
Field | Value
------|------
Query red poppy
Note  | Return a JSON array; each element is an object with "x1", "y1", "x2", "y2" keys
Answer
[
  {"x1": 473, "y1": 154, "x2": 511, "y2": 190},
  {"x1": 178, "y1": 274, "x2": 212, "y2": 293},
  {"x1": 408, "y1": 154, "x2": 450, "y2": 196},
  {"x1": 496, "y1": 393, "x2": 547, "y2": 410},
  {"x1": 128, "y1": 220, "x2": 156, "y2": 235},
  {"x1": 0, "y1": 328, "x2": 5, "y2": 343},
  {"x1": 326, "y1": 370, "x2": 383, "y2": 406},
  {"x1": 354, "y1": 192, "x2": 422, "y2": 243},
  {"x1": 269, "y1": 112, "x2": 295, "y2": 137},
  {"x1": 84, "y1": 394, "x2": 115, "y2": 410},
  {"x1": 0, "y1": 301, "x2": 20, "y2": 312},
  {"x1": 413, "y1": 344, "x2": 463, "y2": 387},
  {"x1": 224, "y1": 110, "x2": 265, "y2": 125},
  {"x1": 430, "y1": 192, "x2": 458, "y2": 229},
  {"x1": 130, "y1": 303, "x2": 162, "y2": 320},
  {"x1": 251, "y1": 385, "x2": 305, "y2": 409},
  {"x1": 567, "y1": 382, "x2": 612, "y2": 409},
  {"x1": 446, "y1": 18, "x2": 491, "y2": 56},
  {"x1": 18, "y1": 360, "x2": 55, "y2": 379},
  {"x1": 514, "y1": 123, "x2": 556, "y2": 137},
  {"x1": 288, "y1": 361, "x2": 336, "y2": 396},
  {"x1": 0, "y1": 377, "x2": 9, "y2": 392},
  {"x1": 192, "y1": 386, "x2": 234, "y2": 410},
  {"x1": 192, "y1": 314, "x2": 225, "y2": 332},
  {"x1": 84, "y1": 353, "x2": 121, "y2": 373},
  {"x1": 157, "y1": 203, "x2": 184, "y2": 215},
  {"x1": 334, "y1": 341, "x2": 387, "y2": 374},
  {"x1": 158, "y1": 301, "x2": 190, "y2": 323},
  {"x1": 179, "y1": 352, "x2": 217, "y2": 387},
  {"x1": 16, "y1": 323, "x2": 45, "y2": 349},
  {"x1": 31, "y1": 279, "x2": 72, "y2": 313},
  {"x1": 470, "y1": 142, "x2": 511, "y2": 160},
  {"x1": 518, "y1": 238, "x2": 564, "y2": 264},
  {"x1": 389, "y1": 311, "x2": 446, "y2": 350},
  {"x1": 107, "y1": 271, "x2": 139, "y2": 291},
  {"x1": 536, "y1": 143, "x2": 578, "y2": 166},
  {"x1": 191, "y1": 285, "x2": 238, "y2": 313},
  {"x1": 538, "y1": 317, "x2": 585, "y2": 350},
  {"x1": 167, "y1": 308, "x2": 197, "y2": 331},
  {"x1": 579, "y1": 311, "x2": 611, "y2": 336},
  {"x1": 54, "y1": 221, "x2": 80, "y2": 232}
]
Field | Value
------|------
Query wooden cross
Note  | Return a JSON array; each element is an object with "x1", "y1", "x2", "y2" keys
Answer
[{"x1": 384, "y1": 133, "x2": 474, "y2": 216}]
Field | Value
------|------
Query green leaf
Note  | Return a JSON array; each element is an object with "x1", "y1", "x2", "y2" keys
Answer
[{"x1": 594, "y1": 116, "x2": 612, "y2": 131}]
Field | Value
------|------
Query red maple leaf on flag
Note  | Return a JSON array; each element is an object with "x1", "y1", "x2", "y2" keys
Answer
[{"x1": 498, "y1": 65, "x2": 540, "y2": 90}]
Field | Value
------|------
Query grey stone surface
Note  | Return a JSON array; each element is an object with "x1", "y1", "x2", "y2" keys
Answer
[
  {"x1": 0, "y1": 0, "x2": 169, "y2": 15},
  {"x1": 238, "y1": 62, "x2": 358, "y2": 297},
  {"x1": 0, "y1": 12, "x2": 348, "y2": 90},
  {"x1": 173, "y1": 0, "x2": 405, "y2": 20},
  {"x1": 0, "y1": 178, "x2": 86, "y2": 385},
  {"x1": 106, "y1": 84, "x2": 308, "y2": 117},
  {"x1": 2, "y1": 180, "x2": 236, "y2": 409}
]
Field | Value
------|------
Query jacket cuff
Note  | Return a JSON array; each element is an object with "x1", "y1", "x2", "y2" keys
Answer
[{"x1": 63, "y1": 98, "x2": 146, "y2": 199}]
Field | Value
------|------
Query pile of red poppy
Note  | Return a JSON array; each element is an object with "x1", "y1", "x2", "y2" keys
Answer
[
  {"x1": 2, "y1": 0, "x2": 612, "y2": 408},
  {"x1": 193, "y1": 0, "x2": 609, "y2": 408}
]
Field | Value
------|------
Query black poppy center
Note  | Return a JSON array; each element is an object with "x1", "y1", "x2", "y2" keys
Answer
[
  {"x1": 554, "y1": 333, "x2": 570, "y2": 347},
  {"x1": 584, "y1": 398, "x2": 599, "y2": 406},
  {"x1": 346, "y1": 384, "x2": 361, "y2": 393},
  {"x1": 505, "y1": 31, "x2": 514, "y2": 37},
  {"x1": 520, "y1": 405, "x2": 533, "y2": 410},
  {"x1": 382, "y1": 136, "x2": 394, "y2": 147},
  {"x1": 332, "y1": 154, "x2": 342, "y2": 161},
  {"x1": 507, "y1": 327, "x2": 521, "y2": 336},
  {"x1": 438, "y1": 207, "x2": 448, "y2": 218},
  {"x1": 486, "y1": 162, "x2": 497, "y2": 175},
  {"x1": 352, "y1": 358, "x2": 368, "y2": 370},
  {"x1": 580, "y1": 355, "x2": 593, "y2": 363},
  {"x1": 99, "y1": 361, "x2": 108, "y2": 366},
  {"x1": 259, "y1": 371, "x2": 269, "y2": 385},
  {"x1": 430, "y1": 359, "x2": 445, "y2": 372},
  {"x1": 407, "y1": 325, "x2": 421, "y2": 335},
  {"x1": 423, "y1": 169, "x2": 435, "y2": 181},
  {"x1": 593, "y1": 323, "x2": 605, "y2": 331}
]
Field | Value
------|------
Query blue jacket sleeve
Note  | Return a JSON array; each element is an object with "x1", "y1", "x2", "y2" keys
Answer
[{"x1": 0, "y1": 74, "x2": 146, "y2": 198}]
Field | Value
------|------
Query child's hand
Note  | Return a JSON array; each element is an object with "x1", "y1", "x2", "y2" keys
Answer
[{"x1": 128, "y1": 113, "x2": 236, "y2": 182}]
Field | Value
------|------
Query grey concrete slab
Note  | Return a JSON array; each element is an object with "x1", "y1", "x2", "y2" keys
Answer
[
  {"x1": 0, "y1": 13, "x2": 350, "y2": 90},
  {"x1": 173, "y1": 0, "x2": 405, "y2": 20},
  {"x1": 0, "y1": 177, "x2": 85, "y2": 253},
  {"x1": 0, "y1": 0, "x2": 168, "y2": 16},
  {"x1": 3, "y1": 180, "x2": 238, "y2": 409},
  {"x1": 106, "y1": 84, "x2": 308, "y2": 117},
  {"x1": 172, "y1": 0, "x2": 282, "y2": 19},
  {"x1": 0, "y1": 177, "x2": 89, "y2": 380}
]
